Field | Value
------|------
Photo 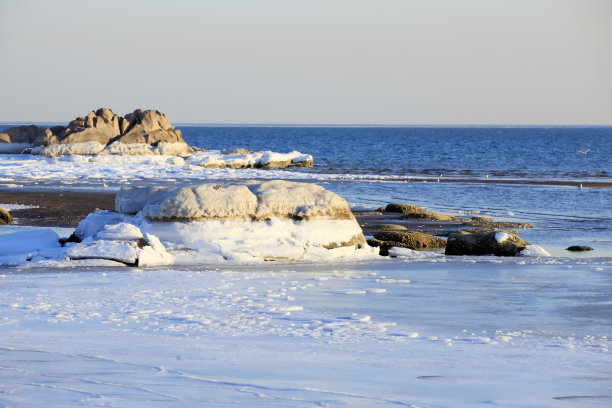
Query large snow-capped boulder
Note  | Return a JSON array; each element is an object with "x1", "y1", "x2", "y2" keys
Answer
[{"x1": 69, "y1": 181, "x2": 372, "y2": 265}]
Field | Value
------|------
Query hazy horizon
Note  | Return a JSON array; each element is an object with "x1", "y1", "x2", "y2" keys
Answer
[{"x1": 1, "y1": 0, "x2": 611, "y2": 125}]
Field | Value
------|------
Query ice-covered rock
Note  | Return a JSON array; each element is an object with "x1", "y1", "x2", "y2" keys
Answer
[
  {"x1": 186, "y1": 150, "x2": 313, "y2": 169},
  {"x1": 69, "y1": 181, "x2": 372, "y2": 265}
]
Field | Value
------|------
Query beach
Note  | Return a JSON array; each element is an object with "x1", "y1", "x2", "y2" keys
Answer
[{"x1": 0, "y1": 125, "x2": 610, "y2": 407}]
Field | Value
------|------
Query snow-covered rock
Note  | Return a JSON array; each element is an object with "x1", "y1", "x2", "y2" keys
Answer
[
  {"x1": 69, "y1": 181, "x2": 373, "y2": 265},
  {"x1": 186, "y1": 149, "x2": 313, "y2": 169},
  {"x1": 0, "y1": 109, "x2": 312, "y2": 169}
]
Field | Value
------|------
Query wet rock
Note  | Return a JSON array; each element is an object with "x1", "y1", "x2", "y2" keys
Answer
[
  {"x1": 566, "y1": 245, "x2": 593, "y2": 252},
  {"x1": 445, "y1": 231, "x2": 530, "y2": 256}
]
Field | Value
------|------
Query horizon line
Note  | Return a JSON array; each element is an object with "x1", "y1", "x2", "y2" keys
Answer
[{"x1": 1, "y1": 121, "x2": 612, "y2": 129}]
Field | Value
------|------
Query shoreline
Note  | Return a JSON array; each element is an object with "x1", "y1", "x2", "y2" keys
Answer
[
  {"x1": 0, "y1": 190, "x2": 115, "y2": 228},
  {"x1": 0, "y1": 189, "x2": 463, "y2": 236}
]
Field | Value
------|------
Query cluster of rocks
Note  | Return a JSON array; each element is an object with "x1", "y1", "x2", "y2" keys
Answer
[
  {"x1": 364, "y1": 202, "x2": 542, "y2": 256},
  {"x1": 0, "y1": 108, "x2": 191, "y2": 156},
  {"x1": 0, "y1": 108, "x2": 314, "y2": 168}
]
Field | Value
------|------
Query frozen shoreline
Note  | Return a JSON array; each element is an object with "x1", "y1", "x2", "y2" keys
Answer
[{"x1": 1, "y1": 259, "x2": 611, "y2": 407}]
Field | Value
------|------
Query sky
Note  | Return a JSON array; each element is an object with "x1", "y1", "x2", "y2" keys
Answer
[{"x1": 1, "y1": 0, "x2": 611, "y2": 125}]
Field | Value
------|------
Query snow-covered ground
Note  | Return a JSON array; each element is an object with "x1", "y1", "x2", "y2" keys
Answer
[{"x1": 1, "y1": 258, "x2": 610, "y2": 407}]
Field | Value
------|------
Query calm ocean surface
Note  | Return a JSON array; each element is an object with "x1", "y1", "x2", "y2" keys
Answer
[{"x1": 181, "y1": 126, "x2": 612, "y2": 181}]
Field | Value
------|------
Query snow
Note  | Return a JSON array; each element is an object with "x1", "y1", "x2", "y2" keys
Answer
[
  {"x1": 0, "y1": 260, "x2": 610, "y2": 406},
  {"x1": 520, "y1": 244, "x2": 552, "y2": 257},
  {"x1": 74, "y1": 210, "x2": 123, "y2": 240},
  {"x1": 65, "y1": 240, "x2": 139, "y2": 264},
  {"x1": 0, "y1": 203, "x2": 39, "y2": 210},
  {"x1": 494, "y1": 231, "x2": 510, "y2": 243},
  {"x1": 32, "y1": 141, "x2": 106, "y2": 157},
  {"x1": 0, "y1": 229, "x2": 61, "y2": 266}
]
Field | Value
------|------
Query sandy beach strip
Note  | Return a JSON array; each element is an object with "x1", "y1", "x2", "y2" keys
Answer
[{"x1": 0, "y1": 190, "x2": 116, "y2": 228}]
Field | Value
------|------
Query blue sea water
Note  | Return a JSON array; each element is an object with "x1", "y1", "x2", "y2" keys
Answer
[{"x1": 180, "y1": 125, "x2": 612, "y2": 180}]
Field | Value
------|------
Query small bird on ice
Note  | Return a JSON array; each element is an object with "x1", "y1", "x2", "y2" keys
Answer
[{"x1": 577, "y1": 148, "x2": 590, "y2": 155}]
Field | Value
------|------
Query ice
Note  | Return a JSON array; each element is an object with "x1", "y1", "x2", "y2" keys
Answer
[
  {"x1": 0, "y1": 203, "x2": 39, "y2": 210},
  {"x1": 66, "y1": 240, "x2": 139, "y2": 264},
  {"x1": 0, "y1": 260, "x2": 610, "y2": 406},
  {"x1": 32, "y1": 141, "x2": 106, "y2": 156},
  {"x1": 0, "y1": 229, "x2": 60, "y2": 265}
]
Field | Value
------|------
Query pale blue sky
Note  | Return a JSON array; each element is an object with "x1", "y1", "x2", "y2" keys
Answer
[{"x1": 1, "y1": 0, "x2": 611, "y2": 124}]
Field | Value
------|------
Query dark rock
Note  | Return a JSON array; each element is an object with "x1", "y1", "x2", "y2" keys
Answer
[
  {"x1": 373, "y1": 230, "x2": 446, "y2": 250},
  {"x1": 566, "y1": 245, "x2": 594, "y2": 252},
  {"x1": 401, "y1": 212, "x2": 461, "y2": 222},
  {"x1": 463, "y1": 219, "x2": 535, "y2": 229},
  {"x1": 445, "y1": 231, "x2": 530, "y2": 256},
  {"x1": 369, "y1": 224, "x2": 408, "y2": 231},
  {"x1": 384, "y1": 203, "x2": 426, "y2": 214},
  {"x1": 59, "y1": 233, "x2": 81, "y2": 246}
]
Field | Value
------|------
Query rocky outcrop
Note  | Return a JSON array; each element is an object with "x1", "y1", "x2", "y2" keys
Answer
[
  {"x1": 0, "y1": 108, "x2": 191, "y2": 157},
  {"x1": 0, "y1": 125, "x2": 53, "y2": 145},
  {"x1": 445, "y1": 231, "x2": 529, "y2": 256},
  {"x1": 0, "y1": 206, "x2": 13, "y2": 224}
]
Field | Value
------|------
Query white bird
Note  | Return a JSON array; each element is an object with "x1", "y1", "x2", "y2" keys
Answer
[{"x1": 577, "y1": 148, "x2": 590, "y2": 155}]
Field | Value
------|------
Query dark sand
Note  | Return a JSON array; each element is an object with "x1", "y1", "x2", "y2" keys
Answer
[{"x1": 0, "y1": 190, "x2": 116, "y2": 228}]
